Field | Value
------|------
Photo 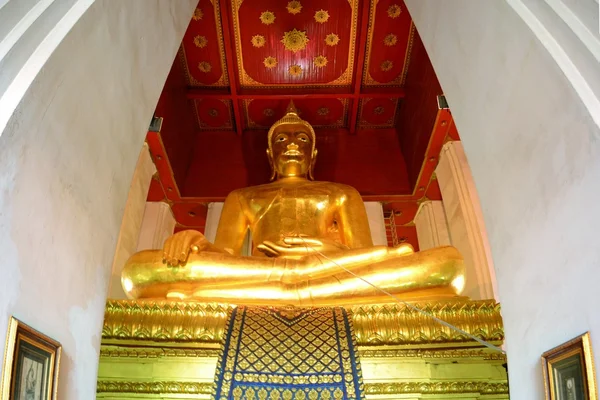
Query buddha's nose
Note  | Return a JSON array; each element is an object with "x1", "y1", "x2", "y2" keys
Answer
[{"x1": 287, "y1": 142, "x2": 299, "y2": 150}]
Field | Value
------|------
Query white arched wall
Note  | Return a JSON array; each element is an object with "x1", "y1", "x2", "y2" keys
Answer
[
  {"x1": 0, "y1": 0, "x2": 195, "y2": 398},
  {"x1": 405, "y1": 0, "x2": 600, "y2": 398}
]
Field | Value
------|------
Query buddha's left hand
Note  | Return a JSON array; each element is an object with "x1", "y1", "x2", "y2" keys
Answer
[{"x1": 257, "y1": 236, "x2": 347, "y2": 258}]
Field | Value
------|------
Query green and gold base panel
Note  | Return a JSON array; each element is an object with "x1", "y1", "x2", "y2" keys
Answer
[{"x1": 97, "y1": 299, "x2": 509, "y2": 400}]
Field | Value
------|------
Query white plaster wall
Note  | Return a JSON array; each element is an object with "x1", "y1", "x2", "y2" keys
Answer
[
  {"x1": 405, "y1": 0, "x2": 600, "y2": 398},
  {"x1": 0, "y1": 0, "x2": 195, "y2": 398}
]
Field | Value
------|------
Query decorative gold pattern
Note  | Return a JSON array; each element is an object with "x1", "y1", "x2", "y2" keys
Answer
[
  {"x1": 100, "y1": 347, "x2": 220, "y2": 358},
  {"x1": 281, "y1": 29, "x2": 309, "y2": 52},
  {"x1": 260, "y1": 10, "x2": 275, "y2": 25},
  {"x1": 380, "y1": 60, "x2": 393, "y2": 72},
  {"x1": 387, "y1": 4, "x2": 402, "y2": 18},
  {"x1": 263, "y1": 56, "x2": 278, "y2": 69},
  {"x1": 101, "y1": 300, "x2": 504, "y2": 346},
  {"x1": 325, "y1": 33, "x2": 340, "y2": 46},
  {"x1": 384, "y1": 33, "x2": 397, "y2": 46},
  {"x1": 364, "y1": 382, "x2": 509, "y2": 395},
  {"x1": 314, "y1": 55, "x2": 328, "y2": 68},
  {"x1": 97, "y1": 381, "x2": 213, "y2": 395},
  {"x1": 251, "y1": 34, "x2": 266, "y2": 48},
  {"x1": 286, "y1": 0, "x2": 302, "y2": 15},
  {"x1": 373, "y1": 106, "x2": 385, "y2": 115},
  {"x1": 288, "y1": 64, "x2": 303, "y2": 76},
  {"x1": 193, "y1": 35, "x2": 208, "y2": 48},
  {"x1": 231, "y1": 0, "x2": 359, "y2": 87},
  {"x1": 358, "y1": 348, "x2": 507, "y2": 361},
  {"x1": 314, "y1": 9, "x2": 330, "y2": 23},
  {"x1": 317, "y1": 107, "x2": 330, "y2": 116},
  {"x1": 192, "y1": 7, "x2": 203, "y2": 21},
  {"x1": 212, "y1": 307, "x2": 364, "y2": 399},
  {"x1": 263, "y1": 108, "x2": 275, "y2": 117},
  {"x1": 208, "y1": 108, "x2": 219, "y2": 117},
  {"x1": 198, "y1": 61, "x2": 212, "y2": 73}
]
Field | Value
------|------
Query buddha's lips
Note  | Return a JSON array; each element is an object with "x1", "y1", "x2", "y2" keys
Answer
[{"x1": 283, "y1": 150, "x2": 302, "y2": 156}]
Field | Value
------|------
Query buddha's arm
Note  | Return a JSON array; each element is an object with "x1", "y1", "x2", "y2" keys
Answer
[
  {"x1": 336, "y1": 186, "x2": 374, "y2": 249},
  {"x1": 213, "y1": 190, "x2": 249, "y2": 256}
]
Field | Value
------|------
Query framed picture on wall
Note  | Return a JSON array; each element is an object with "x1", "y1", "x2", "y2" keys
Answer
[
  {"x1": 542, "y1": 332, "x2": 597, "y2": 400},
  {"x1": 0, "y1": 317, "x2": 62, "y2": 399}
]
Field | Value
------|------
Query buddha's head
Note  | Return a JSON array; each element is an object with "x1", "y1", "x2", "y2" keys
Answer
[{"x1": 266, "y1": 101, "x2": 317, "y2": 180}]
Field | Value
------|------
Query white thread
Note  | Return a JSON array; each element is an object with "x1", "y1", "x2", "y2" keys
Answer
[{"x1": 293, "y1": 236, "x2": 505, "y2": 354}]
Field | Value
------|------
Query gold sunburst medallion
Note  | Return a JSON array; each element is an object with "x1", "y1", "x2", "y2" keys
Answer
[
  {"x1": 281, "y1": 29, "x2": 309, "y2": 53},
  {"x1": 192, "y1": 8, "x2": 203, "y2": 21},
  {"x1": 286, "y1": 1, "x2": 302, "y2": 15},
  {"x1": 325, "y1": 33, "x2": 340, "y2": 46},
  {"x1": 208, "y1": 108, "x2": 219, "y2": 117},
  {"x1": 384, "y1": 33, "x2": 397, "y2": 46},
  {"x1": 198, "y1": 61, "x2": 212, "y2": 73},
  {"x1": 314, "y1": 55, "x2": 328, "y2": 68},
  {"x1": 251, "y1": 35, "x2": 266, "y2": 48},
  {"x1": 317, "y1": 107, "x2": 330, "y2": 116},
  {"x1": 288, "y1": 64, "x2": 303, "y2": 76},
  {"x1": 387, "y1": 4, "x2": 401, "y2": 18},
  {"x1": 380, "y1": 60, "x2": 393, "y2": 72},
  {"x1": 260, "y1": 11, "x2": 275, "y2": 25},
  {"x1": 314, "y1": 9, "x2": 329, "y2": 23},
  {"x1": 263, "y1": 108, "x2": 275, "y2": 117},
  {"x1": 263, "y1": 56, "x2": 277, "y2": 69},
  {"x1": 194, "y1": 35, "x2": 208, "y2": 48}
]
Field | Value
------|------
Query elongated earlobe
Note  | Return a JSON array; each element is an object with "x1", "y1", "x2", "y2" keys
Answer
[
  {"x1": 267, "y1": 149, "x2": 276, "y2": 181},
  {"x1": 308, "y1": 149, "x2": 318, "y2": 180}
]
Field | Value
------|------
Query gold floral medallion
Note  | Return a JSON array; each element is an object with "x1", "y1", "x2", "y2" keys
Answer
[
  {"x1": 260, "y1": 11, "x2": 276, "y2": 25},
  {"x1": 317, "y1": 107, "x2": 330, "y2": 116},
  {"x1": 286, "y1": 0, "x2": 302, "y2": 15},
  {"x1": 288, "y1": 64, "x2": 303, "y2": 76},
  {"x1": 281, "y1": 29, "x2": 309, "y2": 53},
  {"x1": 380, "y1": 60, "x2": 393, "y2": 72},
  {"x1": 373, "y1": 106, "x2": 385, "y2": 115},
  {"x1": 325, "y1": 33, "x2": 340, "y2": 46},
  {"x1": 384, "y1": 33, "x2": 397, "y2": 46},
  {"x1": 263, "y1": 108, "x2": 275, "y2": 117},
  {"x1": 192, "y1": 8, "x2": 203, "y2": 21},
  {"x1": 208, "y1": 108, "x2": 219, "y2": 117},
  {"x1": 314, "y1": 55, "x2": 328, "y2": 68},
  {"x1": 387, "y1": 4, "x2": 401, "y2": 18},
  {"x1": 193, "y1": 35, "x2": 208, "y2": 48},
  {"x1": 263, "y1": 56, "x2": 277, "y2": 69},
  {"x1": 314, "y1": 9, "x2": 329, "y2": 23},
  {"x1": 251, "y1": 35, "x2": 266, "y2": 48},
  {"x1": 198, "y1": 61, "x2": 212, "y2": 73}
]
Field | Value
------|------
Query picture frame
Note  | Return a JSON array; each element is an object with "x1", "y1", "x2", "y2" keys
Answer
[
  {"x1": 1, "y1": 317, "x2": 62, "y2": 400},
  {"x1": 542, "y1": 332, "x2": 597, "y2": 400}
]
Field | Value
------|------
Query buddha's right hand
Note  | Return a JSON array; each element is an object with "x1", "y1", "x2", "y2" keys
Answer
[{"x1": 163, "y1": 230, "x2": 215, "y2": 267}]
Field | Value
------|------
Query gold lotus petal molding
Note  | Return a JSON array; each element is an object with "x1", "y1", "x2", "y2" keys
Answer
[
  {"x1": 101, "y1": 300, "x2": 504, "y2": 346},
  {"x1": 97, "y1": 381, "x2": 213, "y2": 394}
]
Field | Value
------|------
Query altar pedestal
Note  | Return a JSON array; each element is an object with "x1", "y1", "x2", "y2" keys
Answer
[{"x1": 97, "y1": 299, "x2": 508, "y2": 399}]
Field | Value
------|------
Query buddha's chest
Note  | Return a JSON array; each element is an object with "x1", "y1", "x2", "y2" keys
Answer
[{"x1": 245, "y1": 187, "x2": 336, "y2": 226}]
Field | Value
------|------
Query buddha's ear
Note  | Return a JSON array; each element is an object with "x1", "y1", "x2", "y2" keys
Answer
[
  {"x1": 308, "y1": 149, "x2": 318, "y2": 180},
  {"x1": 266, "y1": 149, "x2": 276, "y2": 181}
]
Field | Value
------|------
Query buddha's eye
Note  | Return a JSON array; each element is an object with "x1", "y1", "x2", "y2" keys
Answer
[
  {"x1": 297, "y1": 133, "x2": 309, "y2": 142},
  {"x1": 276, "y1": 135, "x2": 286, "y2": 142}
]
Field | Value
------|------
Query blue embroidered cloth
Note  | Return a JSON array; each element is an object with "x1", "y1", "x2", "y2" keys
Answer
[{"x1": 212, "y1": 307, "x2": 364, "y2": 400}]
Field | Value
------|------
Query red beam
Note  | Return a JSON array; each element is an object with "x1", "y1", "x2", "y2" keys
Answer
[
  {"x1": 349, "y1": 0, "x2": 372, "y2": 134},
  {"x1": 186, "y1": 89, "x2": 406, "y2": 100},
  {"x1": 219, "y1": 0, "x2": 243, "y2": 135}
]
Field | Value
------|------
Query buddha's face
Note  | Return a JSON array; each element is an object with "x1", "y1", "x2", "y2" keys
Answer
[{"x1": 270, "y1": 123, "x2": 315, "y2": 178}]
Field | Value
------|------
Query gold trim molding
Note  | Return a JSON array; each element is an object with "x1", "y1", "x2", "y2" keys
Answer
[
  {"x1": 358, "y1": 348, "x2": 507, "y2": 361},
  {"x1": 102, "y1": 299, "x2": 503, "y2": 347},
  {"x1": 364, "y1": 382, "x2": 509, "y2": 395},
  {"x1": 100, "y1": 347, "x2": 220, "y2": 359},
  {"x1": 96, "y1": 381, "x2": 213, "y2": 395},
  {"x1": 96, "y1": 380, "x2": 508, "y2": 396}
]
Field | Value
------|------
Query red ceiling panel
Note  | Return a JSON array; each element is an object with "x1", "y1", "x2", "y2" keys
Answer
[
  {"x1": 181, "y1": 0, "x2": 228, "y2": 87},
  {"x1": 245, "y1": 98, "x2": 347, "y2": 128},
  {"x1": 363, "y1": 0, "x2": 412, "y2": 86},
  {"x1": 194, "y1": 98, "x2": 234, "y2": 129},
  {"x1": 359, "y1": 97, "x2": 399, "y2": 128},
  {"x1": 231, "y1": 0, "x2": 358, "y2": 87}
]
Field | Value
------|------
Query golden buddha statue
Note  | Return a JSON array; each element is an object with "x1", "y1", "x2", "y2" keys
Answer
[{"x1": 122, "y1": 102, "x2": 465, "y2": 306}]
